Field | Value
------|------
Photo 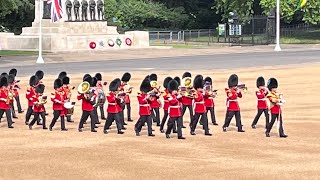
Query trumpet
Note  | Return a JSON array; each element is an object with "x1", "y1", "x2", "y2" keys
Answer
[{"x1": 237, "y1": 84, "x2": 248, "y2": 92}]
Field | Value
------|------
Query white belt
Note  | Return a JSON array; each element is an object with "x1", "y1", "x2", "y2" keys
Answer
[
  {"x1": 258, "y1": 99, "x2": 267, "y2": 101},
  {"x1": 108, "y1": 103, "x2": 117, "y2": 105},
  {"x1": 227, "y1": 99, "x2": 238, "y2": 107},
  {"x1": 168, "y1": 105, "x2": 180, "y2": 114},
  {"x1": 194, "y1": 101, "x2": 204, "y2": 104},
  {"x1": 164, "y1": 100, "x2": 169, "y2": 102},
  {"x1": 139, "y1": 104, "x2": 150, "y2": 107}
]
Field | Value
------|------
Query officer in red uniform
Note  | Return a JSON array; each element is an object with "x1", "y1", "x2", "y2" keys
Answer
[
  {"x1": 49, "y1": 79, "x2": 68, "y2": 131},
  {"x1": 134, "y1": 78, "x2": 155, "y2": 137},
  {"x1": 165, "y1": 79, "x2": 185, "y2": 139},
  {"x1": 95, "y1": 73, "x2": 106, "y2": 120},
  {"x1": 90, "y1": 77, "x2": 101, "y2": 125},
  {"x1": 160, "y1": 76, "x2": 174, "y2": 133},
  {"x1": 251, "y1": 76, "x2": 269, "y2": 129},
  {"x1": 62, "y1": 76, "x2": 75, "y2": 123},
  {"x1": 9, "y1": 69, "x2": 23, "y2": 113},
  {"x1": 190, "y1": 75, "x2": 212, "y2": 136},
  {"x1": 25, "y1": 75, "x2": 38, "y2": 125},
  {"x1": 120, "y1": 72, "x2": 133, "y2": 122},
  {"x1": 0, "y1": 76, "x2": 14, "y2": 128},
  {"x1": 181, "y1": 72, "x2": 193, "y2": 128},
  {"x1": 7, "y1": 74, "x2": 17, "y2": 119},
  {"x1": 222, "y1": 74, "x2": 245, "y2": 132},
  {"x1": 115, "y1": 78, "x2": 127, "y2": 129},
  {"x1": 29, "y1": 84, "x2": 47, "y2": 130},
  {"x1": 265, "y1": 78, "x2": 288, "y2": 138},
  {"x1": 203, "y1": 77, "x2": 218, "y2": 125},
  {"x1": 149, "y1": 73, "x2": 161, "y2": 126},
  {"x1": 103, "y1": 79, "x2": 125, "y2": 134},
  {"x1": 78, "y1": 75, "x2": 98, "y2": 132}
]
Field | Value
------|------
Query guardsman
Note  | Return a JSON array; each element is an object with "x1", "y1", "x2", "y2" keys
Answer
[
  {"x1": 25, "y1": 75, "x2": 38, "y2": 125},
  {"x1": 9, "y1": 69, "x2": 24, "y2": 113},
  {"x1": 149, "y1": 73, "x2": 161, "y2": 126},
  {"x1": 62, "y1": 76, "x2": 75, "y2": 123},
  {"x1": 222, "y1": 74, "x2": 245, "y2": 132},
  {"x1": 103, "y1": 79, "x2": 125, "y2": 134},
  {"x1": 165, "y1": 79, "x2": 185, "y2": 139},
  {"x1": 8, "y1": 74, "x2": 17, "y2": 119},
  {"x1": 29, "y1": 84, "x2": 47, "y2": 130},
  {"x1": 95, "y1": 73, "x2": 107, "y2": 120},
  {"x1": 265, "y1": 78, "x2": 288, "y2": 138},
  {"x1": 115, "y1": 78, "x2": 127, "y2": 129},
  {"x1": 251, "y1": 76, "x2": 269, "y2": 129},
  {"x1": 190, "y1": 75, "x2": 212, "y2": 136},
  {"x1": 134, "y1": 78, "x2": 155, "y2": 137},
  {"x1": 159, "y1": 76, "x2": 173, "y2": 133},
  {"x1": 181, "y1": 72, "x2": 193, "y2": 128},
  {"x1": 0, "y1": 76, "x2": 14, "y2": 128},
  {"x1": 204, "y1": 76, "x2": 218, "y2": 125},
  {"x1": 120, "y1": 72, "x2": 133, "y2": 122},
  {"x1": 49, "y1": 79, "x2": 68, "y2": 131},
  {"x1": 90, "y1": 76, "x2": 101, "y2": 125}
]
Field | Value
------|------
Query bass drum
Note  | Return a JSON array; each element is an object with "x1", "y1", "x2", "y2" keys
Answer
[{"x1": 95, "y1": 88, "x2": 106, "y2": 106}]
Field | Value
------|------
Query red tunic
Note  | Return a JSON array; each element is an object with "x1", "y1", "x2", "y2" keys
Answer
[
  {"x1": 12, "y1": 81, "x2": 20, "y2": 97},
  {"x1": 162, "y1": 89, "x2": 170, "y2": 111},
  {"x1": 0, "y1": 88, "x2": 10, "y2": 110},
  {"x1": 26, "y1": 86, "x2": 37, "y2": 107},
  {"x1": 194, "y1": 91, "x2": 206, "y2": 113},
  {"x1": 77, "y1": 93, "x2": 94, "y2": 111},
  {"x1": 256, "y1": 88, "x2": 268, "y2": 109},
  {"x1": 168, "y1": 94, "x2": 182, "y2": 117},
  {"x1": 267, "y1": 92, "x2": 281, "y2": 114},
  {"x1": 33, "y1": 94, "x2": 45, "y2": 113},
  {"x1": 120, "y1": 82, "x2": 131, "y2": 104},
  {"x1": 149, "y1": 88, "x2": 161, "y2": 108},
  {"x1": 51, "y1": 90, "x2": 64, "y2": 111},
  {"x1": 226, "y1": 88, "x2": 242, "y2": 111},
  {"x1": 106, "y1": 92, "x2": 119, "y2": 113},
  {"x1": 204, "y1": 92, "x2": 215, "y2": 108},
  {"x1": 182, "y1": 96, "x2": 193, "y2": 105},
  {"x1": 137, "y1": 93, "x2": 151, "y2": 116}
]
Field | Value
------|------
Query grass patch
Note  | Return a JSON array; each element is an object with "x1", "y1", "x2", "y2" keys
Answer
[
  {"x1": 151, "y1": 43, "x2": 210, "y2": 49},
  {"x1": 0, "y1": 50, "x2": 38, "y2": 56}
]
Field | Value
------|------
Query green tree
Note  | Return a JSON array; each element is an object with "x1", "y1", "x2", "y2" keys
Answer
[{"x1": 213, "y1": 0, "x2": 254, "y2": 23}]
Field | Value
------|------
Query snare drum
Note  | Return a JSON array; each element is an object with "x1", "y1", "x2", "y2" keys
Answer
[{"x1": 64, "y1": 102, "x2": 75, "y2": 115}]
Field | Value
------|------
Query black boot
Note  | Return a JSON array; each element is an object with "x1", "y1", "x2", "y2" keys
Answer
[
  {"x1": 165, "y1": 134, "x2": 170, "y2": 139},
  {"x1": 178, "y1": 136, "x2": 186, "y2": 140},
  {"x1": 280, "y1": 134, "x2": 288, "y2": 138},
  {"x1": 266, "y1": 132, "x2": 270, "y2": 137}
]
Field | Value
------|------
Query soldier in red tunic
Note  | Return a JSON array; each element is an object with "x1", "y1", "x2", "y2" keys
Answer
[
  {"x1": 120, "y1": 72, "x2": 133, "y2": 122},
  {"x1": 222, "y1": 74, "x2": 245, "y2": 132},
  {"x1": 95, "y1": 73, "x2": 107, "y2": 120},
  {"x1": 134, "y1": 78, "x2": 155, "y2": 137},
  {"x1": 7, "y1": 74, "x2": 17, "y2": 119},
  {"x1": 0, "y1": 76, "x2": 14, "y2": 128},
  {"x1": 61, "y1": 76, "x2": 75, "y2": 123},
  {"x1": 181, "y1": 72, "x2": 193, "y2": 128},
  {"x1": 165, "y1": 79, "x2": 185, "y2": 139},
  {"x1": 103, "y1": 79, "x2": 125, "y2": 134},
  {"x1": 203, "y1": 77, "x2": 218, "y2": 125},
  {"x1": 9, "y1": 69, "x2": 24, "y2": 113},
  {"x1": 29, "y1": 84, "x2": 48, "y2": 130},
  {"x1": 49, "y1": 79, "x2": 68, "y2": 131},
  {"x1": 149, "y1": 73, "x2": 161, "y2": 126},
  {"x1": 25, "y1": 75, "x2": 38, "y2": 125},
  {"x1": 265, "y1": 78, "x2": 288, "y2": 138},
  {"x1": 160, "y1": 76, "x2": 174, "y2": 133},
  {"x1": 251, "y1": 76, "x2": 269, "y2": 129},
  {"x1": 190, "y1": 75, "x2": 212, "y2": 136},
  {"x1": 114, "y1": 78, "x2": 127, "y2": 129}
]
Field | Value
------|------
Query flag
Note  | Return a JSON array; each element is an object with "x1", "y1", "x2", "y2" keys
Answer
[
  {"x1": 296, "y1": 0, "x2": 307, "y2": 10},
  {"x1": 47, "y1": 0, "x2": 63, "y2": 22}
]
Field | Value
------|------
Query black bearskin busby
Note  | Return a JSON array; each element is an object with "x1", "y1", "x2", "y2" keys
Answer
[
  {"x1": 121, "y1": 72, "x2": 131, "y2": 82},
  {"x1": 115, "y1": 78, "x2": 121, "y2": 88},
  {"x1": 58, "y1": 71, "x2": 67, "y2": 80},
  {"x1": 228, "y1": 74, "x2": 238, "y2": 88},
  {"x1": 168, "y1": 80, "x2": 179, "y2": 93},
  {"x1": 182, "y1": 72, "x2": 191, "y2": 79},
  {"x1": 193, "y1": 75, "x2": 204, "y2": 89},
  {"x1": 9, "y1": 69, "x2": 17, "y2": 76},
  {"x1": 83, "y1": 75, "x2": 92, "y2": 84},
  {"x1": 36, "y1": 84, "x2": 45, "y2": 94},
  {"x1": 35, "y1": 70, "x2": 44, "y2": 80},
  {"x1": 29, "y1": 75, "x2": 38, "y2": 87},
  {"x1": 1, "y1": 73, "x2": 8, "y2": 79},
  {"x1": 8, "y1": 74, "x2": 15, "y2": 84},
  {"x1": 54, "y1": 79, "x2": 63, "y2": 89},
  {"x1": 256, "y1": 76, "x2": 265, "y2": 88},
  {"x1": 95, "y1": 73, "x2": 102, "y2": 81},
  {"x1": 109, "y1": 79, "x2": 118, "y2": 92},
  {"x1": 163, "y1": 77, "x2": 173, "y2": 89},
  {"x1": 173, "y1": 76, "x2": 181, "y2": 86},
  {"x1": 140, "y1": 78, "x2": 151, "y2": 93},
  {"x1": 91, "y1": 77, "x2": 98, "y2": 87},
  {"x1": 204, "y1": 77, "x2": 212, "y2": 84},
  {"x1": 0, "y1": 76, "x2": 8, "y2": 87},
  {"x1": 267, "y1": 78, "x2": 278, "y2": 91},
  {"x1": 149, "y1": 73, "x2": 157, "y2": 81},
  {"x1": 83, "y1": 74, "x2": 91, "y2": 81},
  {"x1": 62, "y1": 76, "x2": 70, "y2": 85}
]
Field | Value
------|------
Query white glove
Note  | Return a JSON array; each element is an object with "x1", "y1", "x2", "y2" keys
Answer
[{"x1": 177, "y1": 95, "x2": 182, "y2": 99}]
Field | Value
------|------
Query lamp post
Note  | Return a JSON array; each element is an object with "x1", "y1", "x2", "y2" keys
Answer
[
  {"x1": 274, "y1": 0, "x2": 281, "y2": 51},
  {"x1": 36, "y1": 0, "x2": 44, "y2": 63}
]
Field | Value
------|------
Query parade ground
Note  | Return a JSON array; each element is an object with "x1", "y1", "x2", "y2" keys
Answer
[{"x1": 0, "y1": 47, "x2": 319, "y2": 179}]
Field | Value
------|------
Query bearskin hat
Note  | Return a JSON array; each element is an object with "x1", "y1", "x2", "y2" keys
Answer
[
  {"x1": 35, "y1": 70, "x2": 44, "y2": 80},
  {"x1": 8, "y1": 74, "x2": 15, "y2": 84},
  {"x1": 0, "y1": 76, "x2": 8, "y2": 87},
  {"x1": 256, "y1": 76, "x2": 265, "y2": 88},
  {"x1": 36, "y1": 84, "x2": 45, "y2": 94},
  {"x1": 115, "y1": 78, "x2": 121, "y2": 87},
  {"x1": 182, "y1": 72, "x2": 191, "y2": 79},
  {"x1": 83, "y1": 74, "x2": 91, "y2": 81},
  {"x1": 228, "y1": 74, "x2": 238, "y2": 88},
  {"x1": 62, "y1": 76, "x2": 70, "y2": 85},
  {"x1": 204, "y1": 76, "x2": 212, "y2": 85},
  {"x1": 149, "y1": 73, "x2": 157, "y2": 81},
  {"x1": 267, "y1": 78, "x2": 278, "y2": 91},
  {"x1": 54, "y1": 79, "x2": 63, "y2": 89},
  {"x1": 109, "y1": 79, "x2": 118, "y2": 92},
  {"x1": 140, "y1": 78, "x2": 151, "y2": 93},
  {"x1": 94, "y1": 73, "x2": 102, "y2": 81},
  {"x1": 83, "y1": 75, "x2": 92, "y2": 84},
  {"x1": 9, "y1": 69, "x2": 17, "y2": 76},
  {"x1": 145, "y1": 75, "x2": 150, "y2": 80},
  {"x1": 193, "y1": 75, "x2": 204, "y2": 89},
  {"x1": 173, "y1": 76, "x2": 181, "y2": 86},
  {"x1": 121, "y1": 72, "x2": 131, "y2": 82},
  {"x1": 1, "y1": 73, "x2": 8, "y2": 79},
  {"x1": 58, "y1": 71, "x2": 67, "y2": 80},
  {"x1": 163, "y1": 77, "x2": 173, "y2": 89},
  {"x1": 91, "y1": 77, "x2": 98, "y2": 87},
  {"x1": 29, "y1": 75, "x2": 38, "y2": 87},
  {"x1": 168, "y1": 80, "x2": 179, "y2": 93}
]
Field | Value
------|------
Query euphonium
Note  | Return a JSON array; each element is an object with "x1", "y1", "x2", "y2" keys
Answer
[
  {"x1": 78, "y1": 81, "x2": 91, "y2": 100},
  {"x1": 181, "y1": 77, "x2": 195, "y2": 98}
]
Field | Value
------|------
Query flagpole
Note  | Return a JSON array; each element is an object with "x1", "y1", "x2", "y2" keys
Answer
[
  {"x1": 37, "y1": 0, "x2": 44, "y2": 63},
  {"x1": 274, "y1": 0, "x2": 281, "y2": 51}
]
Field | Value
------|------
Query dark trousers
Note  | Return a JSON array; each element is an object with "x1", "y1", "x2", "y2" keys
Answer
[
  {"x1": 104, "y1": 112, "x2": 122, "y2": 131},
  {"x1": 30, "y1": 112, "x2": 46, "y2": 128},
  {"x1": 252, "y1": 109, "x2": 269, "y2": 128},
  {"x1": 99, "y1": 104, "x2": 105, "y2": 119},
  {"x1": 79, "y1": 110, "x2": 96, "y2": 130},
  {"x1": 135, "y1": 115, "x2": 152, "y2": 134},
  {"x1": 49, "y1": 110, "x2": 66, "y2": 130},
  {"x1": 191, "y1": 112, "x2": 209, "y2": 133},
  {"x1": 206, "y1": 107, "x2": 217, "y2": 123},
  {"x1": 266, "y1": 113, "x2": 285, "y2": 135},
  {"x1": 14, "y1": 95, "x2": 23, "y2": 112},
  {"x1": 166, "y1": 116, "x2": 183, "y2": 137},
  {"x1": 223, "y1": 110, "x2": 243, "y2": 130},
  {"x1": 10, "y1": 103, "x2": 16, "y2": 118},
  {"x1": 0, "y1": 109, "x2": 13, "y2": 127},
  {"x1": 160, "y1": 110, "x2": 176, "y2": 132},
  {"x1": 125, "y1": 103, "x2": 131, "y2": 120},
  {"x1": 93, "y1": 107, "x2": 100, "y2": 124},
  {"x1": 151, "y1": 107, "x2": 160, "y2": 125},
  {"x1": 182, "y1": 104, "x2": 193, "y2": 125},
  {"x1": 25, "y1": 106, "x2": 33, "y2": 123},
  {"x1": 119, "y1": 110, "x2": 125, "y2": 127}
]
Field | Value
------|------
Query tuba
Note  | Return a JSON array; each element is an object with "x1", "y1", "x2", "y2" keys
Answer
[
  {"x1": 78, "y1": 81, "x2": 95, "y2": 104},
  {"x1": 181, "y1": 77, "x2": 195, "y2": 98}
]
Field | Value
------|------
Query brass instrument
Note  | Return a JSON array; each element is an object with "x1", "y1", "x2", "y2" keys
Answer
[
  {"x1": 237, "y1": 84, "x2": 248, "y2": 92},
  {"x1": 5, "y1": 88, "x2": 14, "y2": 105},
  {"x1": 123, "y1": 83, "x2": 133, "y2": 94},
  {"x1": 180, "y1": 77, "x2": 195, "y2": 98},
  {"x1": 37, "y1": 95, "x2": 47, "y2": 105}
]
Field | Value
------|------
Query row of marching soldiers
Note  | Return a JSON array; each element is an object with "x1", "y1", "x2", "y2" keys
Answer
[{"x1": 0, "y1": 69, "x2": 288, "y2": 139}]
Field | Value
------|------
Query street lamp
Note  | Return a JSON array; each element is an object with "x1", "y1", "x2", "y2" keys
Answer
[
  {"x1": 36, "y1": 0, "x2": 44, "y2": 63},
  {"x1": 274, "y1": 0, "x2": 281, "y2": 51}
]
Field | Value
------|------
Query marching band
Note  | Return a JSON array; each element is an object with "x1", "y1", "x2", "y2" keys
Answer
[{"x1": 0, "y1": 69, "x2": 288, "y2": 139}]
